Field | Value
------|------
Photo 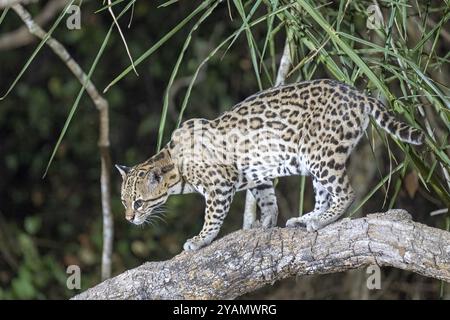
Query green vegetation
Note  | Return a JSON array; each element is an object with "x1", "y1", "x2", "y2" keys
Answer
[{"x1": 0, "y1": 0, "x2": 448, "y2": 299}]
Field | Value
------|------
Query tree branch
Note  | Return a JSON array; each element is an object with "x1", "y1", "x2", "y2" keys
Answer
[
  {"x1": 73, "y1": 209, "x2": 450, "y2": 300},
  {"x1": 12, "y1": 4, "x2": 114, "y2": 280},
  {"x1": 0, "y1": 0, "x2": 66, "y2": 51},
  {"x1": 0, "y1": 0, "x2": 36, "y2": 8},
  {"x1": 275, "y1": 38, "x2": 292, "y2": 86}
]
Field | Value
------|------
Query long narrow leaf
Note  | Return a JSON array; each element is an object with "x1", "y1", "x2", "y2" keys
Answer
[
  {"x1": 0, "y1": 7, "x2": 9, "y2": 25},
  {"x1": 104, "y1": 0, "x2": 212, "y2": 92},
  {"x1": 1, "y1": 0, "x2": 75, "y2": 100},
  {"x1": 157, "y1": 0, "x2": 219, "y2": 151},
  {"x1": 43, "y1": 27, "x2": 113, "y2": 177},
  {"x1": 294, "y1": 0, "x2": 392, "y2": 100}
]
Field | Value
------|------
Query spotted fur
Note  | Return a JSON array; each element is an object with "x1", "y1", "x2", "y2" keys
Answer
[{"x1": 116, "y1": 79, "x2": 424, "y2": 251}]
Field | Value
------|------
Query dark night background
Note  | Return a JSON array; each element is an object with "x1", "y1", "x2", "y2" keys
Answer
[{"x1": 0, "y1": 0, "x2": 449, "y2": 299}]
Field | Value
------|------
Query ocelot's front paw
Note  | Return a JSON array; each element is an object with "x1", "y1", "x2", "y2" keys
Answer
[
  {"x1": 183, "y1": 236, "x2": 210, "y2": 252},
  {"x1": 261, "y1": 215, "x2": 277, "y2": 228},
  {"x1": 286, "y1": 214, "x2": 321, "y2": 232},
  {"x1": 249, "y1": 219, "x2": 261, "y2": 229},
  {"x1": 248, "y1": 217, "x2": 275, "y2": 229}
]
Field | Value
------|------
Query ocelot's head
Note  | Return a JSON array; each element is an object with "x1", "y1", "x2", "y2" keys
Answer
[{"x1": 115, "y1": 149, "x2": 180, "y2": 225}]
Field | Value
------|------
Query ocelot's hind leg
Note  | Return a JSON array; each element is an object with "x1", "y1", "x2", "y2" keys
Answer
[
  {"x1": 287, "y1": 168, "x2": 354, "y2": 232},
  {"x1": 249, "y1": 181, "x2": 278, "y2": 228},
  {"x1": 286, "y1": 177, "x2": 330, "y2": 228},
  {"x1": 309, "y1": 168, "x2": 354, "y2": 231}
]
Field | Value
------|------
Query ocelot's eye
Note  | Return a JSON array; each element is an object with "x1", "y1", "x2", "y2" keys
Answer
[{"x1": 133, "y1": 200, "x2": 143, "y2": 210}]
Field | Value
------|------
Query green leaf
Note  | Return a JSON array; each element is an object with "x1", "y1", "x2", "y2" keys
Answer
[
  {"x1": 104, "y1": 0, "x2": 213, "y2": 93},
  {"x1": 157, "y1": 0, "x2": 220, "y2": 151},
  {"x1": 350, "y1": 162, "x2": 405, "y2": 216},
  {"x1": 43, "y1": 27, "x2": 113, "y2": 177},
  {"x1": 294, "y1": 0, "x2": 392, "y2": 100},
  {"x1": 0, "y1": 0, "x2": 76, "y2": 100},
  {"x1": 0, "y1": 7, "x2": 9, "y2": 25},
  {"x1": 24, "y1": 216, "x2": 42, "y2": 235}
]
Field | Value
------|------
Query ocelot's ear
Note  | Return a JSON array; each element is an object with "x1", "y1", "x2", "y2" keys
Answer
[
  {"x1": 161, "y1": 163, "x2": 175, "y2": 174},
  {"x1": 115, "y1": 164, "x2": 131, "y2": 179}
]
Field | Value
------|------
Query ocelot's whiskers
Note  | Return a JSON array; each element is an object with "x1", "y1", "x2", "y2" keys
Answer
[{"x1": 116, "y1": 79, "x2": 423, "y2": 252}]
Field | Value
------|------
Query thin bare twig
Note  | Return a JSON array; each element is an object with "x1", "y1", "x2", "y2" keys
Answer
[
  {"x1": 0, "y1": 0, "x2": 36, "y2": 8},
  {"x1": 11, "y1": 4, "x2": 114, "y2": 280},
  {"x1": 106, "y1": 0, "x2": 138, "y2": 75},
  {"x1": 275, "y1": 38, "x2": 292, "y2": 85},
  {"x1": 0, "y1": 0, "x2": 72, "y2": 51}
]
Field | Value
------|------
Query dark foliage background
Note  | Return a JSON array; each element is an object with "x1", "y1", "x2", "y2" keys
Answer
[{"x1": 0, "y1": 0, "x2": 448, "y2": 299}]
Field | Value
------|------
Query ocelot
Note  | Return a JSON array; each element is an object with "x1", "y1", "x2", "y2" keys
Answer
[{"x1": 116, "y1": 79, "x2": 423, "y2": 251}]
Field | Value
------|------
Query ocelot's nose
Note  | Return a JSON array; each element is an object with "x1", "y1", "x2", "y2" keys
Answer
[{"x1": 125, "y1": 213, "x2": 135, "y2": 222}]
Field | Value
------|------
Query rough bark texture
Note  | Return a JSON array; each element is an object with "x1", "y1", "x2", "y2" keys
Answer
[{"x1": 73, "y1": 209, "x2": 450, "y2": 300}]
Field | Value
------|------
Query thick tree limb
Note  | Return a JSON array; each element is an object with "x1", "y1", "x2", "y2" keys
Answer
[{"x1": 73, "y1": 210, "x2": 450, "y2": 300}]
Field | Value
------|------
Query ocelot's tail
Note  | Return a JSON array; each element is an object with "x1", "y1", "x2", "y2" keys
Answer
[{"x1": 367, "y1": 97, "x2": 424, "y2": 145}]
